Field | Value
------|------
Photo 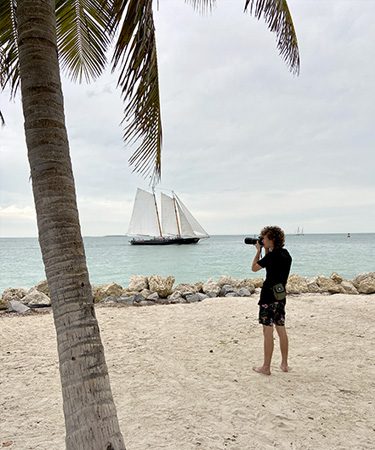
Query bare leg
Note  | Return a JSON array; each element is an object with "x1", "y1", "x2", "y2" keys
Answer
[
  {"x1": 253, "y1": 325, "x2": 274, "y2": 375},
  {"x1": 276, "y1": 325, "x2": 289, "y2": 372}
]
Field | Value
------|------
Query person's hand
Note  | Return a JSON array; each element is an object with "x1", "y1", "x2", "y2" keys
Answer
[{"x1": 255, "y1": 242, "x2": 261, "y2": 252}]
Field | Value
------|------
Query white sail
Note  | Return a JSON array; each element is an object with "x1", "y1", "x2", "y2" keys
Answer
[
  {"x1": 174, "y1": 194, "x2": 209, "y2": 237},
  {"x1": 161, "y1": 193, "x2": 179, "y2": 236},
  {"x1": 127, "y1": 188, "x2": 161, "y2": 237},
  {"x1": 176, "y1": 202, "x2": 195, "y2": 237}
]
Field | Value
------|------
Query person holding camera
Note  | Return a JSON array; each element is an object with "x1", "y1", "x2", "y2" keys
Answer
[{"x1": 250, "y1": 226, "x2": 292, "y2": 375}]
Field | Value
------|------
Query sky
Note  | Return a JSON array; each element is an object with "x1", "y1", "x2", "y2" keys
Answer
[{"x1": 1, "y1": 0, "x2": 374, "y2": 237}]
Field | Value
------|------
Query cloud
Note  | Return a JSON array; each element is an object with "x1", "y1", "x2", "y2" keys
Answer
[{"x1": 1, "y1": 0, "x2": 374, "y2": 236}]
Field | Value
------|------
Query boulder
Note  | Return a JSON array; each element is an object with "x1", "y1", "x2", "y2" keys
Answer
[
  {"x1": 287, "y1": 274, "x2": 309, "y2": 294},
  {"x1": 174, "y1": 283, "x2": 199, "y2": 296},
  {"x1": 185, "y1": 293, "x2": 207, "y2": 303},
  {"x1": 9, "y1": 300, "x2": 30, "y2": 314},
  {"x1": 168, "y1": 291, "x2": 186, "y2": 303},
  {"x1": 148, "y1": 275, "x2": 175, "y2": 298},
  {"x1": 23, "y1": 288, "x2": 51, "y2": 306},
  {"x1": 217, "y1": 276, "x2": 237, "y2": 287},
  {"x1": 2, "y1": 287, "x2": 28, "y2": 303},
  {"x1": 251, "y1": 278, "x2": 264, "y2": 289},
  {"x1": 34, "y1": 280, "x2": 50, "y2": 296},
  {"x1": 140, "y1": 289, "x2": 152, "y2": 298},
  {"x1": 306, "y1": 277, "x2": 321, "y2": 293},
  {"x1": 133, "y1": 294, "x2": 146, "y2": 303},
  {"x1": 340, "y1": 281, "x2": 359, "y2": 295},
  {"x1": 237, "y1": 287, "x2": 251, "y2": 297},
  {"x1": 147, "y1": 292, "x2": 160, "y2": 301},
  {"x1": 117, "y1": 295, "x2": 136, "y2": 305},
  {"x1": 0, "y1": 299, "x2": 8, "y2": 310},
  {"x1": 92, "y1": 283, "x2": 123, "y2": 303},
  {"x1": 352, "y1": 273, "x2": 375, "y2": 294},
  {"x1": 219, "y1": 284, "x2": 235, "y2": 297},
  {"x1": 128, "y1": 275, "x2": 148, "y2": 292},
  {"x1": 225, "y1": 292, "x2": 240, "y2": 297},
  {"x1": 330, "y1": 272, "x2": 343, "y2": 284},
  {"x1": 202, "y1": 280, "x2": 221, "y2": 297},
  {"x1": 238, "y1": 280, "x2": 256, "y2": 293},
  {"x1": 316, "y1": 276, "x2": 344, "y2": 294},
  {"x1": 352, "y1": 272, "x2": 374, "y2": 287}
]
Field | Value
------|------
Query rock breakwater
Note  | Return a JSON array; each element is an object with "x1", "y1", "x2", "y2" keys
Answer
[{"x1": 1, "y1": 272, "x2": 374, "y2": 313}]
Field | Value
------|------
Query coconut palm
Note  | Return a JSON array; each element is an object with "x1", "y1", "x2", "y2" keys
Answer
[{"x1": 0, "y1": 1, "x2": 299, "y2": 448}]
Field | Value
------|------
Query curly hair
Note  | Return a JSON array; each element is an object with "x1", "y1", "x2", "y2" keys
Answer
[{"x1": 260, "y1": 225, "x2": 285, "y2": 248}]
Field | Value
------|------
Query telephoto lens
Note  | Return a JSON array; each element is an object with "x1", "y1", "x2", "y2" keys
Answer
[
  {"x1": 244, "y1": 237, "x2": 258, "y2": 245},
  {"x1": 244, "y1": 236, "x2": 264, "y2": 246}
]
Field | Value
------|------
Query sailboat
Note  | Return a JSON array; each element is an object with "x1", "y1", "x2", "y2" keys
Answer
[
  {"x1": 296, "y1": 226, "x2": 304, "y2": 236},
  {"x1": 127, "y1": 188, "x2": 209, "y2": 245}
]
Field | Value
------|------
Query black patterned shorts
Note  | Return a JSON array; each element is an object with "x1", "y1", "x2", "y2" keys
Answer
[{"x1": 259, "y1": 301, "x2": 286, "y2": 326}]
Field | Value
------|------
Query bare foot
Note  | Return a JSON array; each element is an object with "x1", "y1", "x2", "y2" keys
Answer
[
  {"x1": 280, "y1": 364, "x2": 289, "y2": 372},
  {"x1": 252, "y1": 366, "x2": 271, "y2": 375}
]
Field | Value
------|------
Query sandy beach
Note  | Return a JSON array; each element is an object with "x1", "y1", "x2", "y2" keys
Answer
[{"x1": 1, "y1": 294, "x2": 375, "y2": 449}]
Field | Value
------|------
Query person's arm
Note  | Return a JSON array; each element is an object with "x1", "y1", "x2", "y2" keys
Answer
[{"x1": 252, "y1": 243, "x2": 263, "y2": 272}]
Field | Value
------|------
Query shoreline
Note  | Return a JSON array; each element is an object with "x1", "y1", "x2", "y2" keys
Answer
[{"x1": 1, "y1": 294, "x2": 374, "y2": 449}]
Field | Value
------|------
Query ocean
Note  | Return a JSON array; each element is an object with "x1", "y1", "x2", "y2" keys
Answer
[{"x1": 0, "y1": 233, "x2": 374, "y2": 293}]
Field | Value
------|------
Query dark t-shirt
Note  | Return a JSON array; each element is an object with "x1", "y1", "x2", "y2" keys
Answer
[{"x1": 257, "y1": 247, "x2": 292, "y2": 305}]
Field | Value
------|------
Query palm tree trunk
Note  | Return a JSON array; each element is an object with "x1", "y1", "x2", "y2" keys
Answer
[{"x1": 17, "y1": 1, "x2": 126, "y2": 448}]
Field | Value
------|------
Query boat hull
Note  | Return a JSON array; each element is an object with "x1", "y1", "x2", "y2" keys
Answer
[{"x1": 130, "y1": 237, "x2": 200, "y2": 245}]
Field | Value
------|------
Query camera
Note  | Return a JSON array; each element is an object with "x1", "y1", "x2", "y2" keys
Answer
[{"x1": 244, "y1": 236, "x2": 263, "y2": 246}]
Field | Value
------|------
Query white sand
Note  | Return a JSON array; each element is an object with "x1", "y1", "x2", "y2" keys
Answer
[{"x1": 1, "y1": 294, "x2": 375, "y2": 450}]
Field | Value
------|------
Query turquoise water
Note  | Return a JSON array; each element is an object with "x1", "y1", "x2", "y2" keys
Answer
[{"x1": 0, "y1": 234, "x2": 374, "y2": 292}]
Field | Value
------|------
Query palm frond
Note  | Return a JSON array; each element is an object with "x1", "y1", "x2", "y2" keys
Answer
[
  {"x1": 244, "y1": 0, "x2": 300, "y2": 74},
  {"x1": 55, "y1": 0, "x2": 113, "y2": 82},
  {"x1": 0, "y1": 0, "x2": 20, "y2": 96},
  {"x1": 185, "y1": 0, "x2": 216, "y2": 14},
  {"x1": 110, "y1": 0, "x2": 162, "y2": 181}
]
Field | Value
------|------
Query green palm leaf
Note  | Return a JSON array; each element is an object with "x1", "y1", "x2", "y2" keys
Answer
[
  {"x1": 0, "y1": 0, "x2": 20, "y2": 97},
  {"x1": 244, "y1": 0, "x2": 300, "y2": 74},
  {"x1": 109, "y1": 0, "x2": 162, "y2": 182},
  {"x1": 55, "y1": 0, "x2": 112, "y2": 82}
]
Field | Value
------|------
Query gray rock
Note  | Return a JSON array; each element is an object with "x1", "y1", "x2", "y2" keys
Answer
[
  {"x1": 219, "y1": 284, "x2": 235, "y2": 297},
  {"x1": 117, "y1": 295, "x2": 136, "y2": 305},
  {"x1": 185, "y1": 293, "x2": 204, "y2": 303},
  {"x1": 147, "y1": 292, "x2": 159, "y2": 301},
  {"x1": 225, "y1": 292, "x2": 240, "y2": 297},
  {"x1": 102, "y1": 295, "x2": 119, "y2": 304},
  {"x1": 341, "y1": 281, "x2": 359, "y2": 295},
  {"x1": 9, "y1": 300, "x2": 30, "y2": 314},
  {"x1": 174, "y1": 283, "x2": 200, "y2": 295},
  {"x1": 237, "y1": 287, "x2": 251, "y2": 297},
  {"x1": 202, "y1": 280, "x2": 221, "y2": 296},
  {"x1": 155, "y1": 298, "x2": 172, "y2": 305},
  {"x1": 23, "y1": 288, "x2": 51, "y2": 306},
  {"x1": 133, "y1": 294, "x2": 146, "y2": 303}
]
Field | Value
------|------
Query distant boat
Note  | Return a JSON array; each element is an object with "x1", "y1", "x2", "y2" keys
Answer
[
  {"x1": 127, "y1": 188, "x2": 209, "y2": 245},
  {"x1": 296, "y1": 226, "x2": 304, "y2": 236},
  {"x1": 347, "y1": 233, "x2": 351, "y2": 238}
]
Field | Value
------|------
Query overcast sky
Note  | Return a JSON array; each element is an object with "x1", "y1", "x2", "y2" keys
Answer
[{"x1": 1, "y1": 0, "x2": 374, "y2": 237}]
